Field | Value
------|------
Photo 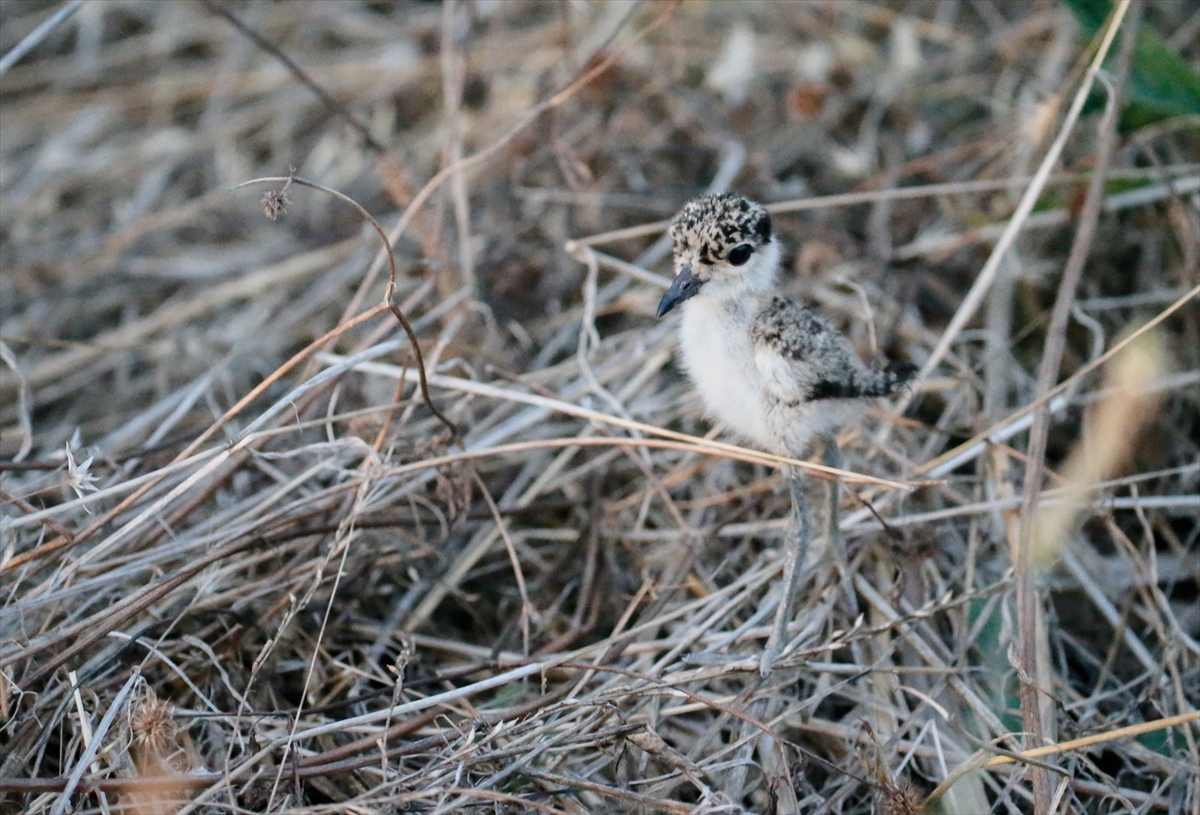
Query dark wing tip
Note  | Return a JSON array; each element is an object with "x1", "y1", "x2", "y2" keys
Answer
[
  {"x1": 885, "y1": 360, "x2": 918, "y2": 383},
  {"x1": 882, "y1": 360, "x2": 919, "y2": 394}
]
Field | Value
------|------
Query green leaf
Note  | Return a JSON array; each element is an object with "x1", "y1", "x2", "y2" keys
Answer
[{"x1": 1061, "y1": 0, "x2": 1200, "y2": 130}]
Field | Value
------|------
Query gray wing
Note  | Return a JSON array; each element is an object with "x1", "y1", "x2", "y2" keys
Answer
[{"x1": 750, "y1": 297, "x2": 913, "y2": 402}]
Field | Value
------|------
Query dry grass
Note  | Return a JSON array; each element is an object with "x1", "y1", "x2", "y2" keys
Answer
[{"x1": 2, "y1": 1, "x2": 1198, "y2": 813}]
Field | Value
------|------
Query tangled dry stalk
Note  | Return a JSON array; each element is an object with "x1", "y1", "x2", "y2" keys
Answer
[{"x1": 1, "y1": 1, "x2": 1198, "y2": 813}]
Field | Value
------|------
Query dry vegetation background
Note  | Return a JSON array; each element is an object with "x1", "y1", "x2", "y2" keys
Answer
[{"x1": 1, "y1": 0, "x2": 1199, "y2": 813}]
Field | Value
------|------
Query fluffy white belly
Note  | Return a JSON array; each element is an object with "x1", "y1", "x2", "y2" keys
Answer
[{"x1": 678, "y1": 299, "x2": 771, "y2": 449}]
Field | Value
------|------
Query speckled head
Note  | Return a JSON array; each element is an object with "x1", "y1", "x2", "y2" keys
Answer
[{"x1": 657, "y1": 192, "x2": 778, "y2": 317}]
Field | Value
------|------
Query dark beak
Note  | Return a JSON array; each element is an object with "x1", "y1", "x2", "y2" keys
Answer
[{"x1": 656, "y1": 265, "x2": 703, "y2": 317}]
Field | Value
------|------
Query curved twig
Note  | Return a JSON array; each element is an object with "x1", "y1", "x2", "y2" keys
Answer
[{"x1": 233, "y1": 174, "x2": 459, "y2": 442}]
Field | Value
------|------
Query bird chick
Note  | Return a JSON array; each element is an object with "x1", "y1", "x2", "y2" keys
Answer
[
  {"x1": 657, "y1": 191, "x2": 913, "y2": 672},
  {"x1": 657, "y1": 192, "x2": 912, "y2": 459}
]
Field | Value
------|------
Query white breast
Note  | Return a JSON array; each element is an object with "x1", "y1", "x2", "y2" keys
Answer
[{"x1": 678, "y1": 297, "x2": 772, "y2": 450}]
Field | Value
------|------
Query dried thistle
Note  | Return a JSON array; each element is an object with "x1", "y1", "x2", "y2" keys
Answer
[
  {"x1": 129, "y1": 688, "x2": 177, "y2": 775},
  {"x1": 880, "y1": 775, "x2": 923, "y2": 815},
  {"x1": 124, "y1": 687, "x2": 190, "y2": 815},
  {"x1": 63, "y1": 440, "x2": 98, "y2": 502},
  {"x1": 259, "y1": 173, "x2": 295, "y2": 220},
  {"x1": 260, "y1": 187, "x2": 290, "y2": 220}
]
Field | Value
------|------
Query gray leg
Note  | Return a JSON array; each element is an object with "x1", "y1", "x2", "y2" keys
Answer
[
  {"x1": 822, "y1": 439, "x2": 858, "y2": 614},
  {"x1": 761, "y1": 465, "x2": 810, "y2": 676},
  {"x1": 822, "y1": 440, "x2": 844, "y2": 556}
]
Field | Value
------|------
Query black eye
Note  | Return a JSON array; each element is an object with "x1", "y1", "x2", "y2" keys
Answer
[{"x1": 727, "y1": 244, "x2": 753, "y2": 266}]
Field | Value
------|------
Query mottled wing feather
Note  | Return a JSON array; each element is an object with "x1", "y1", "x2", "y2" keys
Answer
[
  {"x1": 750, "y1": 296, "x2": 912, "y2": 402},
  {"x1": 750, "y1": 297, "x2": 849, "y2": 361}
]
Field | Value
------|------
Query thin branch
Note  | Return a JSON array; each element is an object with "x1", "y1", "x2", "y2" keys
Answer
[
  {"x1": 199, "y1": 0, "x2": 387, "y2": 153},
  {"x1": 1014, "y1": 4, "x2": 1140, "y2": 807}
]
